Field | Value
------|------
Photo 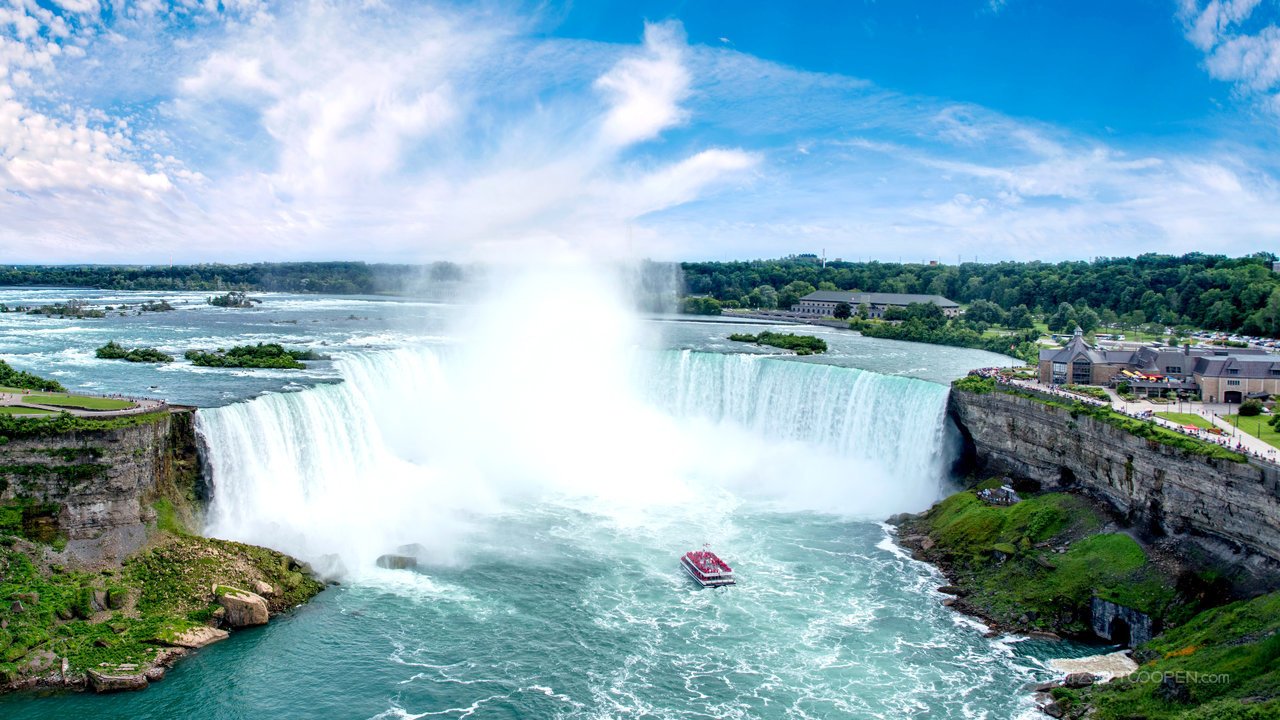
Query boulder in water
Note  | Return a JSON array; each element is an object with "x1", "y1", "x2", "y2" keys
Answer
[
  {"x1": 169, "y1": 626, "x2": 229, "y2": 648},
  {"x1": 1063, "y1": 672, "x2": 1099, "y2": 688},
  {"x1": 376, "y1": 554, "x2": 418, "y2": 570},
  {"x1": 215, "y1": 586, "x2": 269, "y2": 627},
  {"x1": 88, "y1": 669, "x2": 148, "y2": 693}
]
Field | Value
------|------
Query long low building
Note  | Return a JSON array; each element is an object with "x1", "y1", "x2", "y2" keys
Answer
[
  {"x1": 1039, "y1": 327, "x2": 1277, "y2": 403},
  {"x1": 794, "y1": 291, "x2": 961, "y2": 318}
]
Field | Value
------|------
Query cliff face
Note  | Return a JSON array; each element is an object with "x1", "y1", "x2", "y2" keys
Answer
[
  {"x1": 948, "y1": 389, "x2": 1280, "y2": 569},
  {"x1": 0, "y1": 410, "x2": 201, "y2": 565}
]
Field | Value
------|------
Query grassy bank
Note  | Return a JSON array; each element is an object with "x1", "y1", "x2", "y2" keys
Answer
[
  {"x1": 898, "y1": 487, "x2": 1203, "y2": 636},
  {"x1": 1155, "y1": 412, "x2": 1216, "y2": 430},
  {"x1": 900, "y1": 484, "x2": 1280, "y2": 718},
  {"x1": 1224, "y1": 414, "x2": 1280, "y2": 450},
  {"x1": 21, "y1": 394, "x2": 135, "y2": 411},
  {"x1": 1075, "y1": 592, "x2": 1280, "y2": 719},
  {"x1": 0, "y1": 411, "x2": 170, "y2": 441}
]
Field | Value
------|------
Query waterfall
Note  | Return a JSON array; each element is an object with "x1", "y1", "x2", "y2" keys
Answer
[{"x1": 198, "y1": 347, "x2": 954, "y2": 572}]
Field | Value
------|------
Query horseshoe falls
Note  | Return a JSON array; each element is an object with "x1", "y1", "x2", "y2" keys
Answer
[{"x1": 197, "y1": 347, "x2": 956, "y2": 572}]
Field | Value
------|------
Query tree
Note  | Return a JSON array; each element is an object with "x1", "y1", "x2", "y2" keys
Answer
[
  {"x1": 1005, "y1": 304, "x2": 1033, "y2": 330},
  {"x1": 747, "y1": 285, "x2": 778, "y2": 309},
  {"x1": 680, "y1": 297, "x2": 722, "y2": 315},
  {"x1": 965, "y1": 299, "x2": 1006, "y2": 326},
  {"x1": 833, "y1": 302, "x2": 852, "y2": 320},
  {"x1": 1047, "y1": 302, "x2": 1078, "y2": 333},
  {"x1": 1239, "y1": 399, "x2": 1264, "y2": 417},
  {"x1": 1205, "y1": 300, "x2": 1237, "y2": 330},
  {"x1": 776, "y1": 281, "x2": 816, "y2": 311},
  {"x1": 1098, "y1": 308, "x2": 1120, "y2": 328},
  {"x1": 1121, "y1": 309, "x2": 1146, "y2": 330},
  {"x1": 1076, "y1": 307, "x2": 1101, "y2": 334}
]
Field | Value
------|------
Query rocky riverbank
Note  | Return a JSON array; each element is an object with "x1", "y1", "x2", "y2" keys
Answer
[
  {"x1": 894, "y1": 480, "x2": 1280, "y2": 718},
  {"x1": 889, "y1": 483, "x2": 1209, "y2": 642},
  {"x1": 1, "y1": 533, "x2": 322, "y2": 693},
  {"x1": 0, "y1": 407, "x2": 324, "y2": 695}
]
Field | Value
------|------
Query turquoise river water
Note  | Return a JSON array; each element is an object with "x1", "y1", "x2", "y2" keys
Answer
[{"x1": 0, "y1": 287, "x2": 1098, "y2": 719}]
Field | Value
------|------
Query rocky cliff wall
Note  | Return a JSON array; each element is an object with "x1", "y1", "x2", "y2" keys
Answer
[
  {"x1": 948, "y1": 388, "x2": 1280, "y2": 571},
  {"x1": 0, "y1": 410, "x2": 201, "y2": 564}
]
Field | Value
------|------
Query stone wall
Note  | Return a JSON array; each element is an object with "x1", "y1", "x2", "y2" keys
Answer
[
  {"x1": 1091, "y1": 597, "x2": 1156, "y2": 647},
  {"x1": 0, "y1": 410, "x2": 201, "y2": 564},
  {"x1": 948, "y1": 388, "x2": 1280, "y2": 569}
]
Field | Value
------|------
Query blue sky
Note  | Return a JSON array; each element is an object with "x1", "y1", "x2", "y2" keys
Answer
[{"x1": 0, "y1": 0, "x2": 1278, "y2": 263}]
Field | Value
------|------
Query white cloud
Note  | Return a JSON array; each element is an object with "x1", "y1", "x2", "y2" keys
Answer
[
  {"x1": 0, "y1": 0, "x2": 1278, "y2": 263},
  {"x1": 1179, "y1": 0, "x2": 1280, "y2": 112},
  {"x1": 594, "y1": 21, "x2": 690, "y2": 147},
  {"x1": 49, "y1": 0, "x2": 100, "y2": 15},
  {"x1": 1205, "y1": 25, "x2": 1280, "y2": 92}
]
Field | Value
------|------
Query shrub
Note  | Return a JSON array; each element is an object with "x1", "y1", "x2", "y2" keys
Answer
[
  {"x1": 953, "y1": 375, "x2": 995, "y2": 394},
  {"x1": 1239, "y1": 398, "x2": 1264, "y2": 417}
]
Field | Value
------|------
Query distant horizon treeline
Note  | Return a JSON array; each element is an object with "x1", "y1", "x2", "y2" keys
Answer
[
  {"x1": 6, "y1": 254, "x2": 1280, "y2": 335},
  {"x1": 680, "y1": 252, "x2": 1280, "y2": 336},
  {"x1": 0, "y1": 261, "x2": 466, "y2": 295}
]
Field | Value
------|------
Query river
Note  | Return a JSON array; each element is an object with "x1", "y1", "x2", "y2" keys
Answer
[{"x1": 0, "y1": 284, "x2": 1095, "y2": 719}]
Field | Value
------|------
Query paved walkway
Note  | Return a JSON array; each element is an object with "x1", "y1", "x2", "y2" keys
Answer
[{"x1": 0, "y1": 391, "x2": 166, "y2": 418}]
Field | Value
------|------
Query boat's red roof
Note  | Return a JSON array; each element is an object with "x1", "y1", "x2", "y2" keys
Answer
[{"x1": 684, "y1": 549, "x2": 732, "y2": 573}]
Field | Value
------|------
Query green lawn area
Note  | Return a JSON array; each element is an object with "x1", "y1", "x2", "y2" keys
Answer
[
  {"x1": 23, "y1": 393, "x2": 136, "y2": 411},
  {"x1": 1154, "y1": 412, "x2": 1215, "y2": 430},
  {"x1": 1224, "y1": 413, "x2": 1280, "y2": 449},
  {"x1": 0, "y1": 406, "x2": 57, "y2": 415}
]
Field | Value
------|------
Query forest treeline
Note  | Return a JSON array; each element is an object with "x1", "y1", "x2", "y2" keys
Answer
[
  {"x1": 0, "y1": 262, "x2": 465, "y2": 295},
  {"x1": 6, "y1": 254, "x2": 1280, "y2": 336},
  {"x1": 680, "y1": 253, "x2": 1280, "y2": 336}
]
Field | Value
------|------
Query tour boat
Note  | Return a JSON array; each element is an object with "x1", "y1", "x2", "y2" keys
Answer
[{"x1": 681, "y1": 547, "x2": 736, "y2": 587}]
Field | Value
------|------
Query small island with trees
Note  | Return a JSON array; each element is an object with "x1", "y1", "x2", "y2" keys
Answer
[
  {"x1": 184, "y1": 343, "x2": 327, "y2": 369},
  {"x1": 95, "y1": 341, "x2": 174, "y2": 363},
  {"x1": 207, "y1": 291, "x2": 259, "y2": 308},
  {"x1": 728, "y1": 331, "x2": 828, "y2": 355}
]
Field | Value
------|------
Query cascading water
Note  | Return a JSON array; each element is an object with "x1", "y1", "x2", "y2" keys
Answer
[{"x1": 199, "y1": 345, "x2": 955, "y2": 574}]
